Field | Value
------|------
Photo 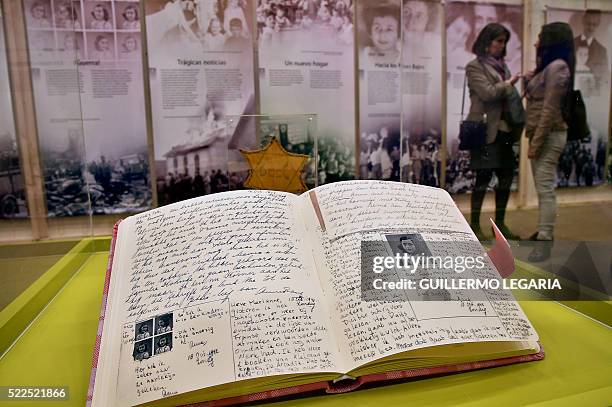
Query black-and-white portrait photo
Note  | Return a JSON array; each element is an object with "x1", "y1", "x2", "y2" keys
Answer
[
  {"x1": 133, "y1": 338, "x2": 152, "y2": 361},
  {"x1": 357, "y1": 1, "x2": 400, "y2": 67},
  {"x1": 154, "y1": 333, "x2": 173, "y2": 355},
  {"x1": 573, "y1": 9, "x2": 610, "y2": 87},
  {"x1": 116, "y1": 1, "x2": 140, "y2": 30},
  {"x1": 385, "y1": 232, "x2": 432, "y2": 257},
  {"x1": 155, "y1": 313, "x2": 173, "y2": 334},
  {"x1": 54, "y1": 1, "x2": 82, "y2": 30},
  {"x1": 85, "y1": 2, "x2": 114, "y2": 30},
  {"x1": 118, "y1": 33, "x2": 140, "y2": 59},
  {"x1": 402, "y1": 0, "x2": 440, "y2": 64},
  {"x1": 385, "y1": 232, "x2": 451, "y2": 301},
  {"x1": 57, "y1": 32, "x2": 84, "y2": 60},
  {"x1": 135, "y1": 319, "x2": 153, "y2": 341},
  {"x1": 26, "y1": 0, "x2": 52, "y2": 29},
  {"x1": 87, "y1": 32, "x2": 115, "y2": 60}
]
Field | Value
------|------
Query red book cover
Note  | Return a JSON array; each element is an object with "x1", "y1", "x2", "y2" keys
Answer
[{"x1": 180, "y1": 348, "x2": 544, "y2": 406}]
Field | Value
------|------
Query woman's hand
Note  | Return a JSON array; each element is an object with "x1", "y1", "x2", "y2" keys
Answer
[
  {"x1": 528, "y1": 147, "x2": 538, "y2": 159},
  {"x1": 523, "y1": 70, "x2": 535, "y2": 82},
  {"x1": 506, "y1": 74, "x2": 520, "y2": 85}
]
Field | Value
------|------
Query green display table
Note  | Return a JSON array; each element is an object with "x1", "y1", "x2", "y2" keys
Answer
[{"x1": 0, "y1": 238, "x2": 610, "y2": 406}]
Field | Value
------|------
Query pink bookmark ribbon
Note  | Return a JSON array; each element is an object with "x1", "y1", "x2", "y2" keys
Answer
[{"x1": 487, "y1": 219, "x2": 515, "y2": 278}]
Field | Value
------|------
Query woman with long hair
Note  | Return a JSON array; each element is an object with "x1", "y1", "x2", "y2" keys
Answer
[
  {"x1": 465, "y1": 23, "x2": 521, "y2": 240},
  {"x1": 524, "y1": 22, "x2": 574, "y2": 260}
]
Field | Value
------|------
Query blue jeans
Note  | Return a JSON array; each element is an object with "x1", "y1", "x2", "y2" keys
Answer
[{"x1": 530, "y1": 131, "x2": 567, "y2": 240}]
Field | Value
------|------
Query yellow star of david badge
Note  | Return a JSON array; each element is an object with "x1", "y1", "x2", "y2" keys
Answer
[{"x1": 240, "y1": 137, "x2": 309, "y2": 193}]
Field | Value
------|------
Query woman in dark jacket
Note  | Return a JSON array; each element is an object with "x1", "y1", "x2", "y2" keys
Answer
[{"x1": 465, "y1": 23, "x2": 521, "y2": 240}]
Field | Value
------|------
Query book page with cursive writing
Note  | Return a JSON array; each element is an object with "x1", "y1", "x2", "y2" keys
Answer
[
  {"x1": 300, "y1": 180, "x2": 538, "y2": 373},
  {"x1": 93, "y1": 190, "x2": 342, "y2": 407}
]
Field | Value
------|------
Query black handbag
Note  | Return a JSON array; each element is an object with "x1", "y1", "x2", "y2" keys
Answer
[
  {"x1": 562, "y1": 88, "x2": 590, "y2": 142},
  {"x1": 458, "y1": 74, "x2": 487, "y2": 151}
]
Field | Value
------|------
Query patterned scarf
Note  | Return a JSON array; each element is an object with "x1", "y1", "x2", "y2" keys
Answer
[
  {"x1": 481, "y1": 55, "x2": 509, "y2": 80},
  {"x1": 480, "y1": 55, "x2": 513, "y2": 121}
]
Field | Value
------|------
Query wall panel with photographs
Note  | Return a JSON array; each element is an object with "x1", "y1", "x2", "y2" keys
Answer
[
  {"x1": 23, "y1": 0, "x2": 151, "y2": 217},
  {"x1": 3, "y1": 0, "x2": 612, "y2": 241},
  {"x1": 357, "y1": 0, "x2": 402, "y2": 182},
  {"x1": 0, "y1": 5, "x2": 28, "y2": 220},
  {"x1": 356, "y1": 0, "x2": 443, "y2": 187},
  {"x1": 546, "y1": 7, "x2": 611, "y2": 188},
  {"x1": 444, "y1": 1, "x2": 523, "y2": 194},
  {"x1": 257, "y1": 0, "x2": 356, "y2": 186},
  {"x1": 401, "y1": 0, "x2": 443, "y2": 187},
  {"x1": 144, "y1": 0, "x2": 256, "y2": 206}
]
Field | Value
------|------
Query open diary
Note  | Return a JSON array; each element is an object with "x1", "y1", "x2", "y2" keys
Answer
[{"x1": 88, "y1": 180, "x2": 542, "y2": 407}]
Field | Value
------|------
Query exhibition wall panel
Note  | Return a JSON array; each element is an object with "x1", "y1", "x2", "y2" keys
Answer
[
  {"x1": 524, "y1": 0, "x2": 612, "y2": 207},
  {"x1": 143, "y1": 0, "x2": 257, "y2": 205},
  {"x1": 0, "y1": 0, "x2": 610, "y2": 242},
  {"x1": 356, "y1": 0, "x2": 445, "y2": 187},
  {"x1": 257, "y1": 0, "x2": 356, "y2": 185},
  {"x1": 546, "y1": 6, "x2": 610, "y2": 188},
  {"x1": 356, "y1": 0, "x2": 403, "y2": 183},
  {"x1": 22, "y1": 0, "x2": 151, "y2": 218},
  {"x1": 444, "y1": 0, "x2": 524, "y2": 195},
  {"x1": 1, "y1": 0, "x2": 48, "y2": 241},
  {"x1": 401, "y1": 0, "x2": 443, "y2": 188}
]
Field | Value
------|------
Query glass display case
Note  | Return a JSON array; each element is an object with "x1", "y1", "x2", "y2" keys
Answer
[{"x1": 0, "y1": 1, "x2": 610, "y2": 406}]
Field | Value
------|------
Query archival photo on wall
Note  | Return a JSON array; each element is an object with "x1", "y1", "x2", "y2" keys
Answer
[
  {"x1": 144, "y1": 0, "x2": 256, "y2": 205},
  {"x1": 547, "y1": 7, "x2": 610, "y2": 188},
  {"x1": 444, "y1": 1, "x2": 523, "y2": 194},
  {"x1": 0, "y1": 5, "x2": 28, "y2": 219},
  {"x1": 400, "y1": 0, "x2": 442, "y2": 187},
  {"x1": 357, "y1": 0, "x2": 402, "y2": 182},
  {"x1": 23, "y1": 0, "x2": 151, "y2": 217},
  {"x1": 257, "y1": 0, "x2": 356, "y2": 186}
]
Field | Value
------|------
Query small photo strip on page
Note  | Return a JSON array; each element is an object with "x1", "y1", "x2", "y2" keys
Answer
[
  {"x1": 133, "y1": 313, "x2": 174, "y2": 361},
  {"x1": 134, "y1": 319, "x2": 153, "y2": 341},
  {"x1": 154, "y1": 333, "x2": 172, "y2": 355},
  {"x1": 155, "y1": 313, "x2": 173, "y2": 335},
  {"x1": 133, "y1": 338, "x2": 152, "y2": 361}
]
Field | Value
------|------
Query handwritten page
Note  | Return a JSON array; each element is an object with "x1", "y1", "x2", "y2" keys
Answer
[
  {"x1": 309, "y1": 181, "x2": 465, "y2": 240},
  {"x1": 107, "y1": 191, "x2": 338, "y2": 406},
  {"x1": 300, "y1": 181, "x2": 538, "y2": 370}
]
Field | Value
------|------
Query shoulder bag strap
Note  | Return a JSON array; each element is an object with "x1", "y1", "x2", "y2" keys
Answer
[{"x1": 461, "y1": 72, "x2": 467, "y2": 119}]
